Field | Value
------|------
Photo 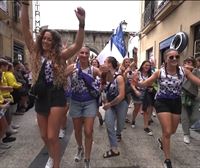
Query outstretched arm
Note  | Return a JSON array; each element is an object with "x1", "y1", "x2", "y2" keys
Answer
[
  {"x1": 20, "y1": 1, "x2": 35, "y2": 54},
  {"x1": 61, "y1": 7, "x2": 85, "y2": 60},
  {"x1": 133, "y1": 70, "x2": 160, "y2": 87}
]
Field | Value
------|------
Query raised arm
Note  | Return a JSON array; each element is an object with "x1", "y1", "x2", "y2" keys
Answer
[
  {"x1": 61, "y1": 7, "x2": 85, "y2": 60},
  {"x1": 20, "y1": 1, "x2": 35, "y2": 54}
]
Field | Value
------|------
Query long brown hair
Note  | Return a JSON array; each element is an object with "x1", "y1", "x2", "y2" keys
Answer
[{"x1": 31, "y1": 29, "x2": 66, "y2": 87}]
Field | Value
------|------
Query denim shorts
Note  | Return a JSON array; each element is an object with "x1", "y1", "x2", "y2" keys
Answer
[{"x1": 69, "y1": 99, "x2": 97, "y2": 118}]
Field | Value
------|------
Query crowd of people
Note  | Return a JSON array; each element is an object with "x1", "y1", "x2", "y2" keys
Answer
[
  {"x1": 1, "y1": 2, "x2": 200, "y2": 168},
  {"x1": 0, "y1": 58, "x2": 32, "y2": 155}
]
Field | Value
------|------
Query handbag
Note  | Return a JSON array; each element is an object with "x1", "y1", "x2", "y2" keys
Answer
[
  {"x1": 29, "y1": 60, "x2": 47, "y2": 99},
  {"x1": 77, "y1": 63, "x2": 100, "y2": 99}
]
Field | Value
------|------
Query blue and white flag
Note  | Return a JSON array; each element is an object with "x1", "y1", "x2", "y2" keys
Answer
[{"x1": 97, "y1": 23, "x2": 127, "y2": 65}]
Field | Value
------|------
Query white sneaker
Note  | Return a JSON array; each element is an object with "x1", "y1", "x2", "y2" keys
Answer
[
  {"x1": 183, "y1": 135, "x2": 190, "y2": 144},
  {"x1": 12, "y1": 124, "x2": 20, "y2": 129},
  {"x1": 74, "y1": 147, "x2": 84, "y2": 162},
  {"x1": 7, "y1": 128, "x2": 18, "y2": 135},
  {"x1": 45, "y1": 157, "x2": 53, "y2": 168},
  {"x1": 84, "y1": 159, "x2": 91, "y2": 168},
  {"x1": 59, "y1": 129, "x2": 65, "y2": 139}
]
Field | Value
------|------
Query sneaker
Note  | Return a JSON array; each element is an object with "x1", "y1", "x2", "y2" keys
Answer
[
  {"x1": 183, "y1": 135, "x2": 190, "y2": 144},
  {"x1": 59, "y1": 129, "x2": 65, "y2": 139},
  {"x1": 7, "y1": 128, "x2": 18, "y2": 135},
  {"x1": 157, "y1": 138, "x2": 163, "y2": 150},
  {"x1": 144, "y1": 128, "x2": 153, "y2": 136},
  {"x1": 84, "y1": 159, "x2": 91, "y2": 168},
  {"x1": 0, "y1": 142, "x2": 11, "y2": 149},
  {"x1": 2, "y1": 136, "x2": 16, "y2": 143},
  {"x1": 152, "y1": 111, "x2": 156, "y2": 117},
  {"x1": 74, "y1": 146, "x2": 84, "y2": 162},
  {"x1": 131, "y1": 121, "x2": 135, "y2": 128},
  {"x1": 45, "y1": 157, "x2": 53, "y2": 168},
  {"x1": 163, "y1": 159, "x2": 172, "y2": 168},
  {"x1": 12, "y1": 124, "x2": 20, "y2": 129}
]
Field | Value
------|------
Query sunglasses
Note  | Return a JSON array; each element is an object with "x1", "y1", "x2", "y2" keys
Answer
[{"x1": 168, "y1": 55, "x2": 180, "y2": 60}]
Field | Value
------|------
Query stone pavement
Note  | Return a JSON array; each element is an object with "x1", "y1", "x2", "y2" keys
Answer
[{"x1": 1, "y1": 105, "x2": 200, "y2": 168}]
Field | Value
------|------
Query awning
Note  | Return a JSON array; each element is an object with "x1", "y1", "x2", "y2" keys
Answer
[{"x1": 159, "y1": 35, "x2": 175, "y2": 50}]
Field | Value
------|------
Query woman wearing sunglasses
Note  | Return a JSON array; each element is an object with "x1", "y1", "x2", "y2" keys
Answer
[{"x1": 133, "y1": 48, "x2": 200, "y2": 168}]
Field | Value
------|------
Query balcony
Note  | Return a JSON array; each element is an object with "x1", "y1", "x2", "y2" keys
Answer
[
  {"x1": 0, "y1": 8, "x2": 9, "y2": 20},
  {"x1": 154, "y1": 0, "x2": 183, "y2": 21},
  {"x1": 141, "y1": 1, "x2": 156, "y2": 34}
]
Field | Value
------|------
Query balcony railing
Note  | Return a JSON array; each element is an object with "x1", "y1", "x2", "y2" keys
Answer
[
  {"x1": 154, "y1": 0, "x2": 183, "y2": 21},
  {"x1": 142, "y1": 1, "x2": 155, "y2": 29}
]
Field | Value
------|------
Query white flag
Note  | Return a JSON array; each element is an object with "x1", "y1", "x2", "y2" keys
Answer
[
  {"x1": 97, "y1": 41, "x2": 124, "y2": 65},
  {"x1": 97, "y1": 23, "x2": 127, "y2": 65}
]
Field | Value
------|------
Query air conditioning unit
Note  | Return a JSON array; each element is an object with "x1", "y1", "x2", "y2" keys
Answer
[{"x1": 194, "y1": 39, "x2": 200, "y2": 58}]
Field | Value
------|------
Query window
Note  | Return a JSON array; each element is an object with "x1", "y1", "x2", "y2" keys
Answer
[
  {"x1": 13, "y1": 42, "x2": 24, "y2": 63},
  {"x1": 146, "y1": 47, "x2": 153, "y2": 61},
  {"x1": 13, "y1": 0, "x2": 20, "y2": 22},
  {"x1": 194, "y1": 24, "x2": 200, "y2": 58}
]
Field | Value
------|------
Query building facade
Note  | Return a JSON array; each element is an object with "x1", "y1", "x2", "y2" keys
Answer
[
  {"x1": 138, "y1": 0, "x2": 200, "y2": 67},
  {"x1": 0, "y1": 0, "x2": 33, "y2": 63}
]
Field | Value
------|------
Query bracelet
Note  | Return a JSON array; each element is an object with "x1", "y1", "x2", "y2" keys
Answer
[
  {"x1": 22, "y1": 2, "x2": 29, "y2": 6},
  {"x1": 79, "y1": 23, "x2": 85, "y2": 29}
]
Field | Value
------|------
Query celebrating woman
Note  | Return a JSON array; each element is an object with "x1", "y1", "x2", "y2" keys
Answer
[
  {"x1": 20, "y1": 2, "x2": 85, "y2": 168},
  {"x1": 133, "y1": 48, "x2": 200, "y2": 168}
]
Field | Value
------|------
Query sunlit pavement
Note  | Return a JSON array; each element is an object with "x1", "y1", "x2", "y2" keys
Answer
[{"x1": 1, "y1": 105, "x2": 200, "y2": 168}]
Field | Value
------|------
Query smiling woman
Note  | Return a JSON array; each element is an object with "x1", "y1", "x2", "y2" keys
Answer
[{"x1": 21, "y1": 2, "x2": 86, "y2": 168}]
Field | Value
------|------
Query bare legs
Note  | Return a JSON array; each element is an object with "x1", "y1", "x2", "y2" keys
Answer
[
  {"x1": 37, "y1": 107, "x2": 65, "y2": 168},
  {"x1": 72, "y1": 117, "x2": 95, "y2": 160},
  {"x1": 157, "y1": 112, "x2": 180, "y2": 160}
]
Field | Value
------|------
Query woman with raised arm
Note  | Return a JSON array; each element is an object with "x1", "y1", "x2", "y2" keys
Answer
[
  {"x1": 133, "y1": 48, "x2": 200, "y2": 168},
  {"x1": 20, "y1": 1, "x2": 85, "y2": 168}
]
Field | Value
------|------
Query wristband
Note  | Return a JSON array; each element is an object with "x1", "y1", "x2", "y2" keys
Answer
[{"x1": 79, "y1": 23, "x2": 85, "y2": 29}]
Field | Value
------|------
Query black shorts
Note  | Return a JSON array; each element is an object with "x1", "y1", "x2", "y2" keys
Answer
[
  {"x1": 35, "y1": 86, "x2": 66, "y2": 116},
  {"x1": 154, "y1": 98, "x2": 181, "y2": 115}
]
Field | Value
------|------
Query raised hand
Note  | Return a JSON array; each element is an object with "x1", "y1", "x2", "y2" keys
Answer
[
  {"x1": 75, "y1": 7, "x2": 85, "y2": 26},
  {"x1": 132, "y1": 71, "x2": 139, "y2": 86}
]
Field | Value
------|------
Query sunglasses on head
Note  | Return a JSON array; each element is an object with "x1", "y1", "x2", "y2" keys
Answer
[{"x1": 168, "y1": 55, "x2": 180, "y2": 60}]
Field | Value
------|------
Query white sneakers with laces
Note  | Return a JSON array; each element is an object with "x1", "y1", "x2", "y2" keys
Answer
[
  {"x1": 45, "y1": 157, "x2": 53, "y2": 168},
  {"x1": 183, "y1": 135, "x2": 190, "y2": 144},
  {"x1": 59, "y1": 129, "x2": 65, "y2": 139},
  {"x1": 74, "y1": 146, "x2": 84, "y2": 162}
]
